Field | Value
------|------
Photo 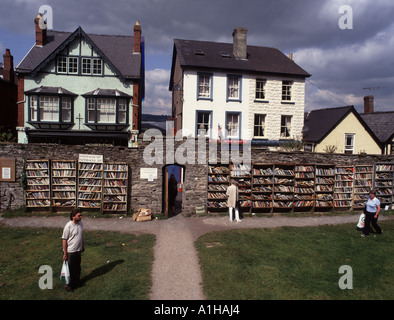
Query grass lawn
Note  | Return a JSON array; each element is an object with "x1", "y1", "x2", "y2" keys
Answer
[
  {"x1": 0, "y1": 224, "x2": 155, "y2": 300},
  {"x1": 195, "y1": 220, "x2": 394, "y2": 300}
]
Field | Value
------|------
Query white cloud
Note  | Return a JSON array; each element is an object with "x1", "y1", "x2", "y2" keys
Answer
[{"x1": 143, "y1": 68, "x2": 171, "y2": 115}]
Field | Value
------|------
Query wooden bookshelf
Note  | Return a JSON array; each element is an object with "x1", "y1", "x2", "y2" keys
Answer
[
  {"x1": 251, "y1": 164, "x2": 274, "y2": 213},
  {"x1": 207, "y1": 164, "x2": 229, "y2": 212},
  {"x1": 294, "y1": 164, "x2": 315, "y2": 211},
  {"x1": 334, "y1": 165, "x2": 354, "y2": 209},
  {"x1": 273, "y1": 164, "x2": 294, "y2": 211},
  {"x1": 314, "y1": 164, "x2": 335, "y2": 211},
  {"x1": 25, "y1": 160, "x2": 51, "y2": 209},
  {"x1": 51, "y1": 160, "x2": 77, "y2": 210},
  {"x1": 77, "y1": 161, "x2": 103, "y2": 210},
  {"x1": 102, "y1": 162, "x2": 128, "y2": 213},
  {"x1": 374, "y1": 163, "x2": 394, "y2": 209},
  {"x1": 353, "y1": 165, "x2": 373, "y2": 209}
]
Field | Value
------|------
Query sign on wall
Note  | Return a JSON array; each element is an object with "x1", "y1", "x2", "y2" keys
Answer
[{"x1": 0, "y1": 158, "x2": 15, "y2": 181}]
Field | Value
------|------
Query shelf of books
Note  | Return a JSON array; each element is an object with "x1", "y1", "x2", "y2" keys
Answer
[
  {"x1": 207, "y1": 164, "x2": 229, "y2": 212},
  {"x1": 77, "y1": 161, "x2": 103, "y2": 210},
  {"x1": 51, "y1": 160, "x2": 77, "y2": 210},
  {"x1": 353, "y1": 165, "x2": 373, "y2": 209},
  {"x1": 102, "y1": 163, "x2": 128, "y2": 213},
  {"x1": 273, "y1": 164, "x2": 294, "y2": 212},
  {"x1": 294, "y1": 165, "x2": 315, "y2": 211},
  {"x1": 314, "y1": 164, "x2": 335, "y2": 211},
  {"x1": 374, "y1": 163, "x2": 394, "y2": 209},
  {"x1": 25, "y1": 160, "x2": 51, "y2": 209},
  {"x1": 251, "y1": 164, "x2": 274, "y2": 213},
  {"x1": 230, "y1": 163, "x2": 252, "y2": 213},
  {"x1": 334, "y1": 165, "x2": 354, "y2": 209}
]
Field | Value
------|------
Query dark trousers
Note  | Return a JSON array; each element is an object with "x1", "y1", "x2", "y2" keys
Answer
[
  {"x1": 67, "y1": 251, "x2": 81, "y2": 288},
  {"x1": 363, "y1": 211, "x2": 382, "y2": 235}
]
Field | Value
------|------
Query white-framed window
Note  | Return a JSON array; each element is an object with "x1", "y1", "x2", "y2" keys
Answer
[
  {"x1": 68, "y1": 57, "x2": 78, "y2": 74},
  {"x1": 118, "y1": 99, "x2": 127, "y2": 123},
  {"x1": 344, "y1": 133, "x2": 355, "y2": 154},
  {"x1": 57, "y1": 57, "x2": 67, "y2": 73},
  {"x1": 97, "y1": 98, "x2": 116, "y2": 123},
  {"x1": 226, "y1": 113, "x2": 240, "y2": 138},
  {"x1": 254, "y1": 114, "x2": 266, "y2": 138},
  {"x1": 29, "y1": 95, "x2": 73, "y2": 122},
  {"x1": 196, "y1": 111, "x2": 211, "y2": 137},
  {"x1": 282, "y1": 81, "x2": 292, "y2": 101},
  {"x1": 280, "y1": 115, "x2": 292, "y2": 138},
  {"x1": 62, "y1": 97, "x2": 72, "y2": 122},
  {"x1": 227, "y1": 75, "x2": 241, "y2": 101},
  {"x1": 57, "y1": 56, "x2": 103, "y2": 75},
  {"x1": 197, "y1": 73, "x2": 212, "y2": 99},
  {"x1": 92, "y1": 58, "x2": 103, "y2": 75},
  {"x1": 40, "y1": 96, "x2": 59, "y2": 121},
  {"x1": 87, "y1": 98, "x2": 96, "y2": 123},
  {"x1": 86, "y1": 97, "x2": 129, "y2": 124},
  {"x1": 30, "y1": 96, "x2": 38, "y2": 121},
  {"x1": 255, "y1": 79, "x2": 266, "y2": 100},
  {"x1": 82, "y1": 58, "x2": 92, "y2": 74}
]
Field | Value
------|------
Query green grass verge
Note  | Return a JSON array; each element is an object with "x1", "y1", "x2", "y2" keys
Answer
[
  {"x1": 195, "y1": 220, "x2": 394, "y2": 300},
  {"x1": 0, "y1": 224, "x2": 155, "y2": 300}
]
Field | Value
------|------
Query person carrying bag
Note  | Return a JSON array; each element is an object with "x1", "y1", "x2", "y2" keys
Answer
[{"x1": 361, "y1": 190, "x2": 382, "y2": 237}]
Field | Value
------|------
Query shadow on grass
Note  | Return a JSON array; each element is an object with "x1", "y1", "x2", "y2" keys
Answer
[{"x1": 81, "y1": 259, "x2": 125, "y2": 285}]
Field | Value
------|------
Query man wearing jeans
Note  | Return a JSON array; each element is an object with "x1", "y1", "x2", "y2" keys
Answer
[{"x1": 62, "y1": 209, "x2": 84, "y2": 291}]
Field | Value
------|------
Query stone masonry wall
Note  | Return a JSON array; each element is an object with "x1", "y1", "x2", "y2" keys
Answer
[{"x1": 0, "y1": 141, "x2": 393, "y2": 214}]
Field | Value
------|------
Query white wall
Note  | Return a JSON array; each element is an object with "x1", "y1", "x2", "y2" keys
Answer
[{"x1": 181, "y1": 70, "x2": 305, "y2": 141}]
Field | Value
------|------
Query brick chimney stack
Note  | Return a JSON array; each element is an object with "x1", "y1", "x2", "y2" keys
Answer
[
  {"x1": 34, "y1": 13, "x2": 47, "y2": 47},
  {"x1": 364, "y1": 95, "x2": 374, "y2": 113},
  {"x1": 133, "y1": 21, "x2": 141, "y2": 53},
  {"x1": 232, "y1": 27, "x2": 248, "y2": 60},
  {"x1": 3, "y1": 48, "x2": 15, "y2": 83}
]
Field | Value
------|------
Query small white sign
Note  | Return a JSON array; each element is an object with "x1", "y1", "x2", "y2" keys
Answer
[
  {"x1": 79, "y1": 154, "x2": 103, "y2": 163},
  {"x1": 2, "y1": 167, "x2": 11, "y2": 179},
  {"x1": 140, "y1": 168, "x2": 158, "y2": 181}
]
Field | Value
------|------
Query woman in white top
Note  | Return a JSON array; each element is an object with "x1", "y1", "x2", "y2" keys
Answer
[{"x1": 362, "y1": 190, "x2": 382, "y2": 237}]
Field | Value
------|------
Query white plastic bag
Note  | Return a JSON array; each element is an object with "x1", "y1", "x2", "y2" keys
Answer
[
  {"x1": 357, "y1": 213, "x2": 365, "y2": 229},
  {"x1": 60, "y1": 261, "x2": 70, "y2": 284}
]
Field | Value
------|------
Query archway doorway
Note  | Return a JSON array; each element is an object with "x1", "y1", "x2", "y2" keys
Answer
[{"x1": 163, "y1": 164, "x2": 185, "y2": 218}]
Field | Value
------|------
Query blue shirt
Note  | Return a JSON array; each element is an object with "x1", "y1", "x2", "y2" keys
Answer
[{"x1": 366, "y1": 197, "x2": 380, "y2": 213}]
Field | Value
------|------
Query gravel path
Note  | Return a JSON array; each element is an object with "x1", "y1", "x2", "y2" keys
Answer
[{"x1": 1, "y1": 213, "x2": 392, "y2": 300}]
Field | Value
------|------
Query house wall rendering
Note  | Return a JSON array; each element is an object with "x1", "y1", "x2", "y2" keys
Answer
[{"x1": 314, "y1": 112, "x2": 381, "y2": 154}]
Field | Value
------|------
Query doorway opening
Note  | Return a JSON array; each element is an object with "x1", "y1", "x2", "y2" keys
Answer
[{"x1": 163, "y1": 164, "x2": 185, "y2": 218}]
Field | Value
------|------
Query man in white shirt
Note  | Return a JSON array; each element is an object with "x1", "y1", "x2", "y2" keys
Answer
[{"x1": 62, "y1": 209, "x2": 84, "y2": 291}]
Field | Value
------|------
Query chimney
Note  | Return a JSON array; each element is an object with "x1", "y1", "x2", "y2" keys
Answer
[
  {"x1": 289, "y1": 53, "x2": 293, "y2": 60},
  {"x1": 34, "y1": 13, "x2": 47, "y2": 46},
  {"x1": 232, "y1": 27, "x2": 248, "y2": 60},
  {"x1": 133, "y1": 21, "x2": 141, "y2": 53},
  {"x1": 364, "y1": 95, "x2": 374, "y2": 113},
  {"x1": 2, "y1": 49, "x2": 15, "y2": 83}
]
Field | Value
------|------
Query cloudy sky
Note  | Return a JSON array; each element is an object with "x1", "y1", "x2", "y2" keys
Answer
[{"x1": 1, "y1": 0, "x2": 393, "y2": 115}]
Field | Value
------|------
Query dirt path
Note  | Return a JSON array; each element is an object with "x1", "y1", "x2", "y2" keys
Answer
[{"x1": 1, "y1": 213, "x2": 392, "y2": 300}]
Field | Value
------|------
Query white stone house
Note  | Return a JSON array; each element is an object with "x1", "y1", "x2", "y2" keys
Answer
[
  {"x1": 15, "y1": 14, "x2": 144, "y2": 146},
  {"x1": 169, "y1": 28, "x2": 311, "y2": 146}
]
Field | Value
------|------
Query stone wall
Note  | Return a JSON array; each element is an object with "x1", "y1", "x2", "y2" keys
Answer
[{"x1": 0, "y1": 141, "x2": 393, "y2": 214}]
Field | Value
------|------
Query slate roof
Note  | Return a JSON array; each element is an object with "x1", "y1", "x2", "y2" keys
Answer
[
  {"x1": 303, "y1": 105, "x2": 381, "y2": 148},
  {"x1": 82, "y1": 88, "x2": 131, "y2": 97},
  {"x1": 361, "y1": 111, "x2": 394, "y2": 143},
  {"x1": 171, "y1": 39, "x2": 311, "y2": 82},
  {"x1": 25, "y1": 86, "x2": 77, "y2": 96},
  {"x1": 16, "y1": 27, "x2": 143, "y2": 80}
]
